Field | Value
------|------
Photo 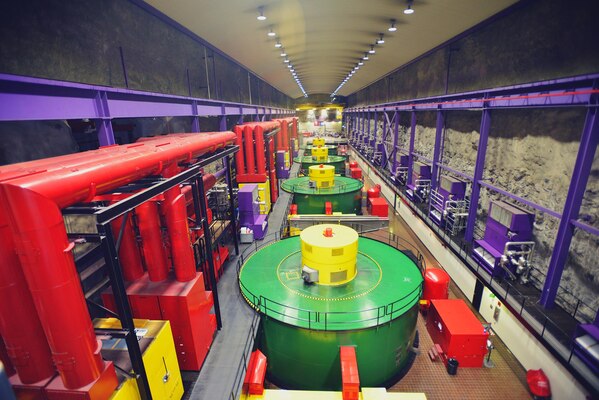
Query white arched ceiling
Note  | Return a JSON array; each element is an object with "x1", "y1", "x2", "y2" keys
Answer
[{"x1": 145, "y1": 0, "x2": 518, "y2": 98}]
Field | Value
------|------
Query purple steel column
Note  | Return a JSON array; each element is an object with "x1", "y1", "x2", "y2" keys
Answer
[
  {"x1": 540, "y1": 99, "x2": 599, "y2": 308},
  {"x1": 407, "y1": 110, "x2": 417, "y2": 185},
  {"x1": 380, "y1": 111, "x2": 388, "y2": 168},
  {"x1": 219, "y1": 106, "x2": 227, "y2": 131},
  {"x1": 365, "y1": 110, "x2": 370, "y2": 149},
  {"x1": 392, "y1": 110, "x2": 400, "y2": 173},
  {"x1": 371, "y1": 110, "x2": 378, "y2": 154},
  {"x1": 464, "y1": 107, "x2": 491, "y2": 242},
  {"x1": 95, "y1": 91, "x2": 115, "y2": 147},
  {"x1": 191, "y1": 100, "x2": 200, "y2": 132},
  {"x1": 431, "y1": 109, "x2": 445, "y2": 190}
]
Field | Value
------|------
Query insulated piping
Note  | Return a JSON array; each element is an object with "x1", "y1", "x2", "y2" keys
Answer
[
  {"x1": 0, "y1": 207, "x2": 55, "y2": 384},
  {"x1": 0, "y1": 131, "x2": 236, "y2": 389}
]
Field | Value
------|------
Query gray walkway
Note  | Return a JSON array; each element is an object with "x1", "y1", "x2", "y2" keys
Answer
[{"x1": 187, "y1": 154, "x2": 301, "y2": 400}]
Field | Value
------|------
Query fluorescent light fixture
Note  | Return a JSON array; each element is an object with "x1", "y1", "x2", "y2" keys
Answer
[
  {"x1": 404, "y1": 0, "x2": 414, "y2": 14},
  {"x1": 388, "y1": 19, "x2": 397, "y2": 32},
  {"x1": 257, "y1": 6, "x2": 266, "y2": 20},
  {"x1": 369, "y1": 45, "x2": 376, "y2": 54},
  {"x1": 280, "y1": 50, "x2": 287, "y2": 57},
  {"x1": 284, "y1": 58, "x2": 290, "y2": 63},
  {"x1": 275, "y1": 39, "x2": 282, "y2": 48},
  {"x1": 377, "y1": 34, "x2": 385, "y2": 44},
  {"x1": 363, "y1": 53, "x2": 369, "y2": 60},
  {"x1": 358, "y1": 60, "x2": 364, "y2": 65},
  {"x1": 267, "y1": 28, "x2": 276, "y2": 37}
]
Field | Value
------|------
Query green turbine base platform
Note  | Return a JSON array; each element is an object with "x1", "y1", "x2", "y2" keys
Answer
[
  {"x1": 239, "y1": 236, "x2": 423, "y2": 390},
  {"x1": 294, "y1": 155, "x2": 346, "y2": 174},
  {"x1": 280, "y1": 176, "x2": 363, "y2": 214}
]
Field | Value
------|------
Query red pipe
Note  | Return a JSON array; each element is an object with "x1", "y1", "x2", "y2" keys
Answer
[
  {"x1": 292, "y1": 117, "x2": 298, "y2": 140},
  {"x1": 234, "y1": 126, "x2": 245, "y2": 175},
  {"x1": 0, "y1": 208, "x2": 54, "y2": 384},
  {"x1": 136, "y1": 201, "x2": 170, "y2": 282},
  {"x1": 0, "y1": 131, "x2": 235, "y2": 389},
  {"x1": 254, "y1": 126, "x2": 266, "y2": 175},
  {"x1": 278, "y1": 121, "x2": 287, "y2": 151},
  {"x1": 3, "y1": 132, "x2": 235, "y2": 209},
  {"x1": 162, "y1": 164, "x2": 196, "y2": 282},
  {"x1": 110, "y1": 208, "x2": 144, "y2": 282},
  {"x1": 243, "y1": 125, "x2": 256, "y2": 174},
  {"x1": 2, "y1": 191, "x2": 104, "y2": 388}
]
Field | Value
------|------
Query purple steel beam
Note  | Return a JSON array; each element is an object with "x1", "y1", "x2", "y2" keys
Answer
[
  {"x1": 392, "y1": 110, "x2": 400, "y2": 173},
  {"x1": 541, "y1": 100, "x2": 599, "y2": 308},
  {"x1": 437, "y1": 163, "x2": 474, "y2": 181},
  {"x1": 431, "y1": 109, "x2": 444, "y2": 189},
  {"x1": 191, "y1": 100, "x2": 200, "y2": 132},
  {"x1": 219, "y1": 106, "x2": 227, "y2": 131},
  {"x1": 478, "y1": 181, "x2": 561, "y2": 219},
  {"x1": 380, "y1": 111, "x2": 387, "y2": 167},
  {"x1": 464, "y1": 107, "x2": 491, "y2": 242},
  {"x1": 415, "y1": 154, "x2": 433, "y2": 163},
  {"x1": 365, "y1": 110, "x2": 369, "y2": 146},
  {"x1": 407, "y1": 111, "x2": 416, "y2": 185},
  {"x1": 345, "y1": 74, "x2": 599, "y2": 112},
  {"x1": 0, "y1": 73, "x2": 293, "y2": 122},
  {"x1": 371, "y1": 110, "x2": 378, "y2": 156},
  {"x1": 95, "y1": 91, "x2": 115, "y2": 146},
  {"x1": 570, "y1": 220, "x2": 599, "y2": 237}
]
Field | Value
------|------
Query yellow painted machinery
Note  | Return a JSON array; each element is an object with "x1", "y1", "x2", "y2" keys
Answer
[
  {"x1": 311, "y1": 146, "x2": 329, "y2": 162},
  {"x1": 308, "y1": 164, "x2": 335, "y2": 188},
  {"x1": 312, "y1": 138, "x2": 326, "y2": 147},
  {"x1": 94, "y1": 318, "x2": 183, "y2": 400},
  {"x1": 300, "y1": 224, "x2": 359, "y2": 286}
]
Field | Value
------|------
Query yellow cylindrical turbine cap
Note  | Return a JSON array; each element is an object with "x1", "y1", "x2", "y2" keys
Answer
[
  {"x1": 308, "y1": 164, "x2": 335, "y2": 188},
  {"x1": 311, "y1": 145, "x2": 328, "y2": 161},
  {"x1": 300, "y1": 224, "x2": 358, "y2": 285}
]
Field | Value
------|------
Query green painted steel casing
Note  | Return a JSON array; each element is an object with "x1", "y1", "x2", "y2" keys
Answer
[
  {"x1": 260, "y1": 305, "x2": 419, "y2": 390},
  {"x1": 281, "y1": 176, "x2": 363, "y2": 214},
  {"x1": 239, "y1": 236, "x2": 423, "y2": 391}
]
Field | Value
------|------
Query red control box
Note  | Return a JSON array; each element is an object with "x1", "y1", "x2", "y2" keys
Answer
[
  {"x1": 102, "y1": 272, "x2": 216, "y2": 371},
  {"x1": 368, "y1": 197, "x2": 388, "y2": 217},
  {"x1": 426, "y1": 299, "x2": 488, "y2": 367}
]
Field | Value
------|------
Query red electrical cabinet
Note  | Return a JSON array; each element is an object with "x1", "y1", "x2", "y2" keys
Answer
[{"x1": 426, "y1": 299, "x2": 488, "y2": 367}]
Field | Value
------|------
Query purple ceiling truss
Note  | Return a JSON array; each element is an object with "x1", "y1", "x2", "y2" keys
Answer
[
  {"x1": 0, "y1": 73, "x2": 293, "y2": 145},
  {"x1": 345, "y1": 74, "x2": 599, "y2": 315}
]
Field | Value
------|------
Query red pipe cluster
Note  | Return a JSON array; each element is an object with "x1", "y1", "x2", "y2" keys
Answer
[
  {"x1": 0, "y1": 132, "x2": 235, "y2": 396},
  {"x1": 272, "y1": 117, "x2": 297, "y2": 152},
  {"x1": 234, "y1": 121, "x2": 282, "y2": 202}
]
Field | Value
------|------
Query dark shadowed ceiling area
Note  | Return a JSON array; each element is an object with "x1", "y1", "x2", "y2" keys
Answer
[{"x1": 145, "y1": 0, "x2": 518, "y2": 98}]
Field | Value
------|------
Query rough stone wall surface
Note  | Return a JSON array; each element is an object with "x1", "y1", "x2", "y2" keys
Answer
[
  {"x1": 0, "y1": 0, "x2": 291, "y2": 108},
  {"x1": 398, "y1": 108, "x2": 597, "y2": 319},
  {"x1": 0, "y1": 121, "x2": 78, "y2": 165},
  {"x1": 348, "y1": 0, "x2": 599, "y2": 107}
]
